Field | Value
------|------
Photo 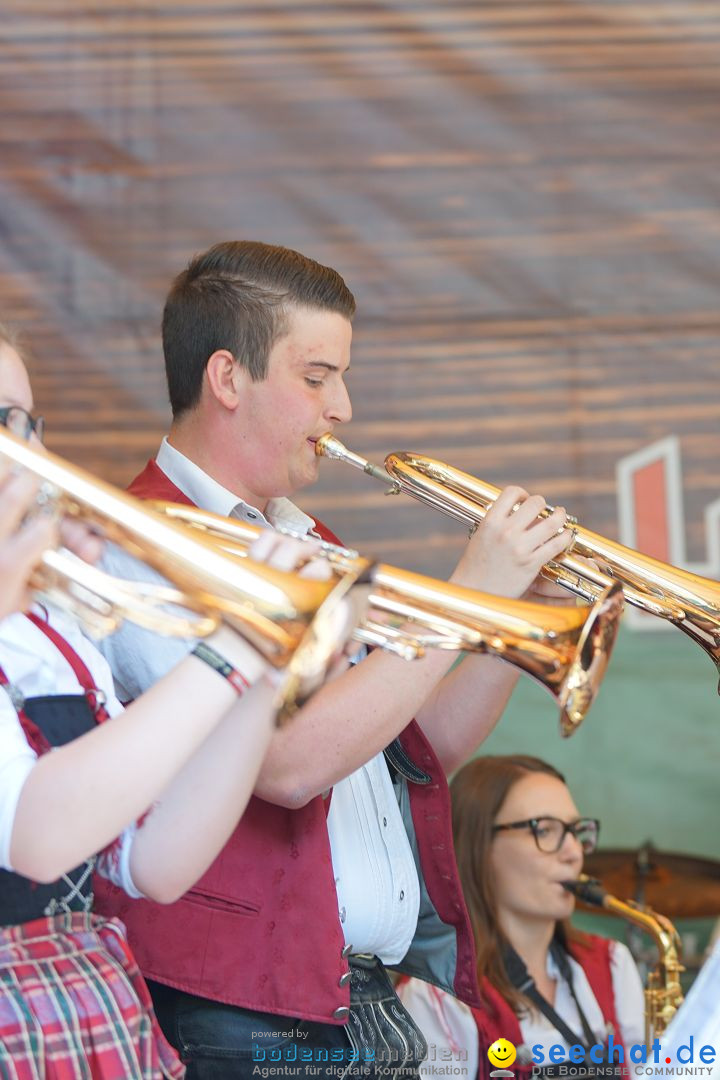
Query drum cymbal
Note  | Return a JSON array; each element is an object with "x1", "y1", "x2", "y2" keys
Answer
[{"x1": 583, "y1": 844, "x2": 720, "y2": 918}]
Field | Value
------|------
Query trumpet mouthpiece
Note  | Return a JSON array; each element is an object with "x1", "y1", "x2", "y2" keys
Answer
[
  {"x1": 314, "y1": 433, "x2": 346, "y2": 460},
  {"x1": 315, "y1": 433, "x2": 400, "y2": 489}
]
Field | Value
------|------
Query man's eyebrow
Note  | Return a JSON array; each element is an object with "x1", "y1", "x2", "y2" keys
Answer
[{"x1": 303, "y1": 360, "x2": 350, "y2": 373}]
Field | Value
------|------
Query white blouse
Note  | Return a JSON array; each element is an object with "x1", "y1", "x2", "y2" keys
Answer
[
  {"x1": 398, "y1": 940, "x2": 645, "y2": 1078},
  {"x1": 0, "y1": 606, "x2": 140, "y2": 897}
]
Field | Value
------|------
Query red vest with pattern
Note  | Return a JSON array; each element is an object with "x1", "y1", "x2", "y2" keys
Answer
[
  {"x1": 474, "y1": 936, "x2": 623, "y2": 1080},
  {"x1": 94, "y1": 458, "x2": 481, "y2": 1024}
]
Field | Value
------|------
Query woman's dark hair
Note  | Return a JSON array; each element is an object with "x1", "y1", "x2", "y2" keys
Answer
[
  {"x1": 451, "y1": 754, "x2": 586, "y2": 1015},
  {"x1": 162, "y1": 240, "x2": 356, "y2": 417}
]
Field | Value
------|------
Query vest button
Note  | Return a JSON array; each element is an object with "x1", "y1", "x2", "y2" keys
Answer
[
  {"x1": 339, "y1": 972, "x2": 352, "y2": 987},
  {"x1": 341, "y1": 943, "x2": 353, "y2": 958},
  {"x1": 333, "y1": 1006, "x2": 350, "y2": 1020}
]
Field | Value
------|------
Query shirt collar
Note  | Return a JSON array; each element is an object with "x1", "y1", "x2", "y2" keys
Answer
[{"x1": 156, "y1": 437, "x2": 317, "y2": 536}]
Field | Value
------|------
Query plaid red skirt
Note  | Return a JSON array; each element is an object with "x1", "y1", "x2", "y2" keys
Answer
[{"x1": 0, "y1": 912, "x2": 185, "y2": 1079}]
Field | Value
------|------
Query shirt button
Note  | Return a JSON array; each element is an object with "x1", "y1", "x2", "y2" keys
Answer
[
  {"x1": 382, "y1": 817, "x2": 387, "y2": 827},
  {"x1": 247, "y1": 512, "x2": 257, "y2": 519},
  {"x1": 399, "y1": 890, "x2": 405, "y2": 901}
]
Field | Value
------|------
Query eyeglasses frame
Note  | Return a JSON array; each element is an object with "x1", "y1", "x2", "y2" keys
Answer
[
  {"x1": 0, "y1": 406, "x2": 45, "y2": 443},
  {"x1": 491, "y1": 815, "x2": 600, "y2": 854}
]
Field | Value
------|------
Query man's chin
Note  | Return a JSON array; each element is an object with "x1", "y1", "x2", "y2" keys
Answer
[{"x1": 288, "y1": 462, "x2": 319, "y2": 495}]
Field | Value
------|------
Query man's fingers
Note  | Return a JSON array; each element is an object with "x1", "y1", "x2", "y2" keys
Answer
[
  {"x1": 525, "y1": 507, "x2": 571, "y2": 550},
  {"x1": 59, "y1": 520, "x2": 104, "y2": 565},
  {"x1": 247, "y1": 530, "x2": 279, "y2": 561},
  {"x1": 503, "y1": 493, "x2": 549, "y2": 531},
  {"x1": 248, "y1": 532, "x2": 327, "y2": 575},
  {"x1": 488, "y1": 486, "x2": 529, "y2": 520},
  {"x1": 298, "y1": 559, "x2": 332, "y2": 581}
]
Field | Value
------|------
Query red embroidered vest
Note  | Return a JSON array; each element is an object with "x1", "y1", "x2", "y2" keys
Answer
[
  {"x1": 94, "y1": 458, "x2": 481, "y2": 1023},
  {"x1": 473, "y1": 936, "x2": 623, "y2": 1080}
]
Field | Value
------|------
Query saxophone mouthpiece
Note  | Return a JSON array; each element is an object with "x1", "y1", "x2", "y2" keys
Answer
[{"x1": 562, "y1": 874, "x2": 607, "y2": 907}]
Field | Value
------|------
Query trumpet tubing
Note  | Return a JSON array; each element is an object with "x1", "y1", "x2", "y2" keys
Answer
[
  {"x1": 0, "y1": 428, "x2": 369, "y2": 721},
  {"x1": 150, "y1": 500, "x2": 624, "y2": 736},
  {"x1": 316, "y1": 434, "x2": 720, "y2": 679}
]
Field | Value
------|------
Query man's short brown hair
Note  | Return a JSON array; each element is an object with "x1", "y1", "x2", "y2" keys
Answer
[{"x1": 162, "y1": 240, "x2": 356, "y2": 417}]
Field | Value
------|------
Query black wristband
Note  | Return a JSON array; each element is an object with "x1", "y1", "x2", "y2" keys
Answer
[{"x1": 191, "y1": 641, "x2": 251, "y2": 696}]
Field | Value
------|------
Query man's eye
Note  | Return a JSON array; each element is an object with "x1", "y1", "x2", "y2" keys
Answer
[{"x1": 305, "y1": 378, "x2": 324, "y2": 388}]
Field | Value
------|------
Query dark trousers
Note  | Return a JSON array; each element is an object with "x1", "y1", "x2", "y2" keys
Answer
[{"x1": 148, "y1": 981, "x2": 361, "y2": 1080}]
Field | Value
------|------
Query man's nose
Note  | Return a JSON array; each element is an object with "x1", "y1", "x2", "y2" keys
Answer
[{"x1": 326, "y1": 380, "x2": 352, "y2": 424}]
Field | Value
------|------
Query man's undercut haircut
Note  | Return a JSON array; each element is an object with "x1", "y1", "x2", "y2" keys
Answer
[{"x1": 163, "y1": 240, "x2": 356, "y2": 417}]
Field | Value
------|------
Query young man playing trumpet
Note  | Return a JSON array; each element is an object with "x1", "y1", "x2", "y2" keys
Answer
[{"x1": 97, "y1": 240, "x2": 576, "y2": 1079}]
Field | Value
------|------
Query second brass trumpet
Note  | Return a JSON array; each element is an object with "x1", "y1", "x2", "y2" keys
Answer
[{"x1": 151, "y1": 501, "x2": 624, "y2": 737}]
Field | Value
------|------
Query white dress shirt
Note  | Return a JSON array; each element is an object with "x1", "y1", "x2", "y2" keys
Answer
[
  {"x1": 398, "y1": 941, "x2": 645, "y2": 1078},
  {"x1": 0, "y1": 607, "x2": 140, "y2": 897},
  {"x1": 98, "y1": 441, "x2": 421, "y2": 959}
]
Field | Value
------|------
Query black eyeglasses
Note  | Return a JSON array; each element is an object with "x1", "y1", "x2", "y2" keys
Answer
[
  {"x1": 492, "y1": 816, "x2": 600, "y2": 855},
  {"x1": 0, "y1": 406, "x2": 45, "y2": 443}
]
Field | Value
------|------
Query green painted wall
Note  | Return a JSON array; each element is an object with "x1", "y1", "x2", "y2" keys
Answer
[{"x1": 476, "y1": 623, "x2": 718, "y2": 859}]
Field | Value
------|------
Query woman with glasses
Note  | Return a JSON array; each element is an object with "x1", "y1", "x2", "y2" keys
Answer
[{"x1": 398, "y1": 754, "x2": 644, "y2": 1078}]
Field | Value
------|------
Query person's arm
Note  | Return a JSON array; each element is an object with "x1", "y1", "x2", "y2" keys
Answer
[
  {"x1": 10, "y1": 536, "x2": 332, "y2": 895},
  {"x1": 125, "y1": 628, "x2": 279, "y2": 902},
  {"x1": 255, "y1": 486, "x2": 574, "y2": 806},
  {"x1": 8, "y1": 626, "x2": 270, "y2": 885}
]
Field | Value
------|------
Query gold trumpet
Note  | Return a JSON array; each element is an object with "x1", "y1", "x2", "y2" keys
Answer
[
  {"x1": 564, "y1": 874, "x2": 684, "y2": 1041},
  {"x1": 0, "y1": 428, "x2": 369, "y2": 721},
  {"x1": 316, "y1": 434, "x2": 720, "y2": 679},
  {"x1": 150, "y1": 501, "x2": 624, "y2": 737}
]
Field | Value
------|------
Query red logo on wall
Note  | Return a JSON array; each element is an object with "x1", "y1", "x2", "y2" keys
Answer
[{"x1": 616, "y1": 436, "x2": 720, "y2": 630}]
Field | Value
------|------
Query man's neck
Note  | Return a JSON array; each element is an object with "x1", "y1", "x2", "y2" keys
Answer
[{"x1": 168, "y1": 415, "x2": 268, "y2": 512}]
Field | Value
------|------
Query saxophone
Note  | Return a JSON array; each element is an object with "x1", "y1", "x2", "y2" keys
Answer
[{"x1": 564, "y1": 875, "x2": 684, "y2": 1042}]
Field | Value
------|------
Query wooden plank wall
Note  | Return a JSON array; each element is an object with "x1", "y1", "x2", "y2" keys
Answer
[{"x1": 1, "y1": 1, "x2": 719, "y2": 582}]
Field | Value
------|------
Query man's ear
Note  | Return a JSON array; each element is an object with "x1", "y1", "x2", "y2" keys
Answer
[{"x1": 205, "y1": 350, "x2": 245, "y2": 409}]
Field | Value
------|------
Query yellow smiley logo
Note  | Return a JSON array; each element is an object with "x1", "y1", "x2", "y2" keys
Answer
[{"x1": 488, "y1": 1038, "x2": 517, "y2": 1069}]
